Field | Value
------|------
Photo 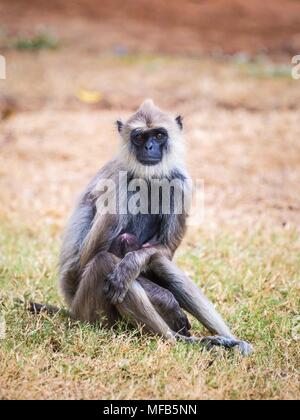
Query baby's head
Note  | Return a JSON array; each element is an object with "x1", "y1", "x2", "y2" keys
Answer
[{"x1": 109, "y1": 233, "x2": 141, "y2": 258}]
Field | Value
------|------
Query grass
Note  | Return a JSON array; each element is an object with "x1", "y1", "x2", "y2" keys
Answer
[
  {"x1": 242, "y1": 62, "x2": 293, "y2": 79},
  {"x1": 12, "y1": 32, "x2": 60, "y2": 51},
  {"x1": 0, "y1": 220, "x2": 299, "y2": 400},
  {"x1": 231, "y1": 54, "x2": 293, "y2": 79}
]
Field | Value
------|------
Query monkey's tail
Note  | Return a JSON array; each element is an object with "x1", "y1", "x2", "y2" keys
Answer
[
  {"x1": 15, "y1": 299, "x2": 69, "y2": 317},
  {"x1": 28, "y1": 301, "x2": 61, "y2": 315}
]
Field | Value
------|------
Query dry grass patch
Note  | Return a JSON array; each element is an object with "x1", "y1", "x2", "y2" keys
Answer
[{"x1": 0, "y1": 221, "x2": 299, "y2": 400}]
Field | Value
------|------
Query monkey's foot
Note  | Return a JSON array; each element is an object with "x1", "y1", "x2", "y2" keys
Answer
[
  {"x1": 236, "y1": 340, "x2": 253, "y2": 356},
  {"x1": 200, "y1": 336, "x2": 253, "y2": 356},
  {"x1": 178, "y1": 335, "x2": 253, "y2": 356}
]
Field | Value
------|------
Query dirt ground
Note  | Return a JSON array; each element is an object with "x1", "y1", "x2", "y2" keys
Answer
[
  {"x1": 1, "y1": 0, "x2": 300, "y2": 232},
  {"x1": 1, "y1": 0, "x2": 300, "y2": 57}
]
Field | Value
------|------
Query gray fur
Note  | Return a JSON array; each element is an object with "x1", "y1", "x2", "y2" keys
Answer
[{"x1": 59, "y1": 100, "x2": 252, "y2": 355}]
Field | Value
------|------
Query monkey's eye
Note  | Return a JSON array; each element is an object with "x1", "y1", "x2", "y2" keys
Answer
[
  {"x1": 132, "y1": 130, "x2": 143, "y2": 141},
  {"x1": 156, "y1": 132, "x2": 164, "y2": 140}
]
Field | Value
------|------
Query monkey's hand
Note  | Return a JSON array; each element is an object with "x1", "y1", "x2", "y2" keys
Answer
[
  {"x1": 104, "y1": 247, "x2": 167, "y2": 304},
  {"x1": 104, "y1": 252, "x2": 141, "y2": 304}
]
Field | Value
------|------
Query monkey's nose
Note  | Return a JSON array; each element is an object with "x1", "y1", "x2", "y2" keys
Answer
[{"x1": 144, "y1": 141, "x2": 153, "y2": 151}]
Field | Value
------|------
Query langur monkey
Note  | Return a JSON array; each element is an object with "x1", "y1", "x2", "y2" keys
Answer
[{"x1": 59, "y1": 100, "x2": 252, "y2": 355}]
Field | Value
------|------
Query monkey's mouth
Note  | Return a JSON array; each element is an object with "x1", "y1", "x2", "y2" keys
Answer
[{"x1": 138, "y1": 158, "x2": 161, "y2": 166}]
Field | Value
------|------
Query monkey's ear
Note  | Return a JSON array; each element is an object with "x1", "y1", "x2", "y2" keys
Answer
[
  {"x1": 116, "y1": 120, "x2": 124, "y2": 133},
  {"x1": 175, "y1": 115, "x2": 183, "y2": 130}
]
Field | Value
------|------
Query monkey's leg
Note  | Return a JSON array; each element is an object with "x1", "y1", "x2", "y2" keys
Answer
[
  {"x1": 116, "y1": 285, "x2": 241, "y2": 351},
  {"x1": 107, "y1": 233, "x2": 188, "y2": 336},
  {"x1": 115, "y1": 280, "x2": 178, "y2": 339},
  {"x1": 108, "y1": 234, "x2": 190, "y2": 335},
  {"x1": 149, "y1": 255, "x2": 232, "y2": 336},
  {"x1": 72, "y1": 250, "x2": 174, "y2": 335},
  {"x1": 72, "y1": 252, "x2": 178, "y2": 338},
  {"x1": 138, "y1": 276, "x2": 191, "y2": 337},
  {"x1": 72, "y1": 252, "x2": 240, "y2": 351},
  {"x1": 72, "y1": 252, "x2": 120, "y2": 325},
  {"x1": 149, "y1": 255, "x2": 253, "y2": 356}
]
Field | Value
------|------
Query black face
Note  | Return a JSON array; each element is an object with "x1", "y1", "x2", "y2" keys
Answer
[{"x1": 130, "y1": 127, "x2": 168, "y2": 166}]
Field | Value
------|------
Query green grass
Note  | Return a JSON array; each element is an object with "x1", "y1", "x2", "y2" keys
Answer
[
  {"x1": 0, "y1": 221, "x2": 299, "y2": 399},
  {"x1": 12, "y1": 32, "x2": 60, "y2": 51}
]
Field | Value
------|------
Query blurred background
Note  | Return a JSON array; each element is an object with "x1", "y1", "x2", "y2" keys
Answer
[{"x1": 1, "y1": 0, "x2": 300, "y2": 231}]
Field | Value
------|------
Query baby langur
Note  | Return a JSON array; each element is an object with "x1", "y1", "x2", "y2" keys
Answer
[{"x1": 59, "y1": 99, "x2": 253, "y2": 355}]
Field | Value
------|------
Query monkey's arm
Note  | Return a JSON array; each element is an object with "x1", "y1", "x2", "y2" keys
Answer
[{"x1": 104, "y1": 244, "x2": 172, "y2": 304}]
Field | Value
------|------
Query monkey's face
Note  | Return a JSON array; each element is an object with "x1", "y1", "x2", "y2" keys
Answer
[
  {"x1": 118, "y1": 99, "x2": 185, "y2": 178},
  {"x1": 130, "y1": 127, "x2": 169, "y2": 166}
]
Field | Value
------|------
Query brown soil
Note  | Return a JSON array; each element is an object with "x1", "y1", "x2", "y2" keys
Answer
[
  {"x1": 1, "y1": 0, "x2": 300, "y2": 57},
  {"x1": 0, "y1": 0, "x2": 300, "y2": 235}
]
